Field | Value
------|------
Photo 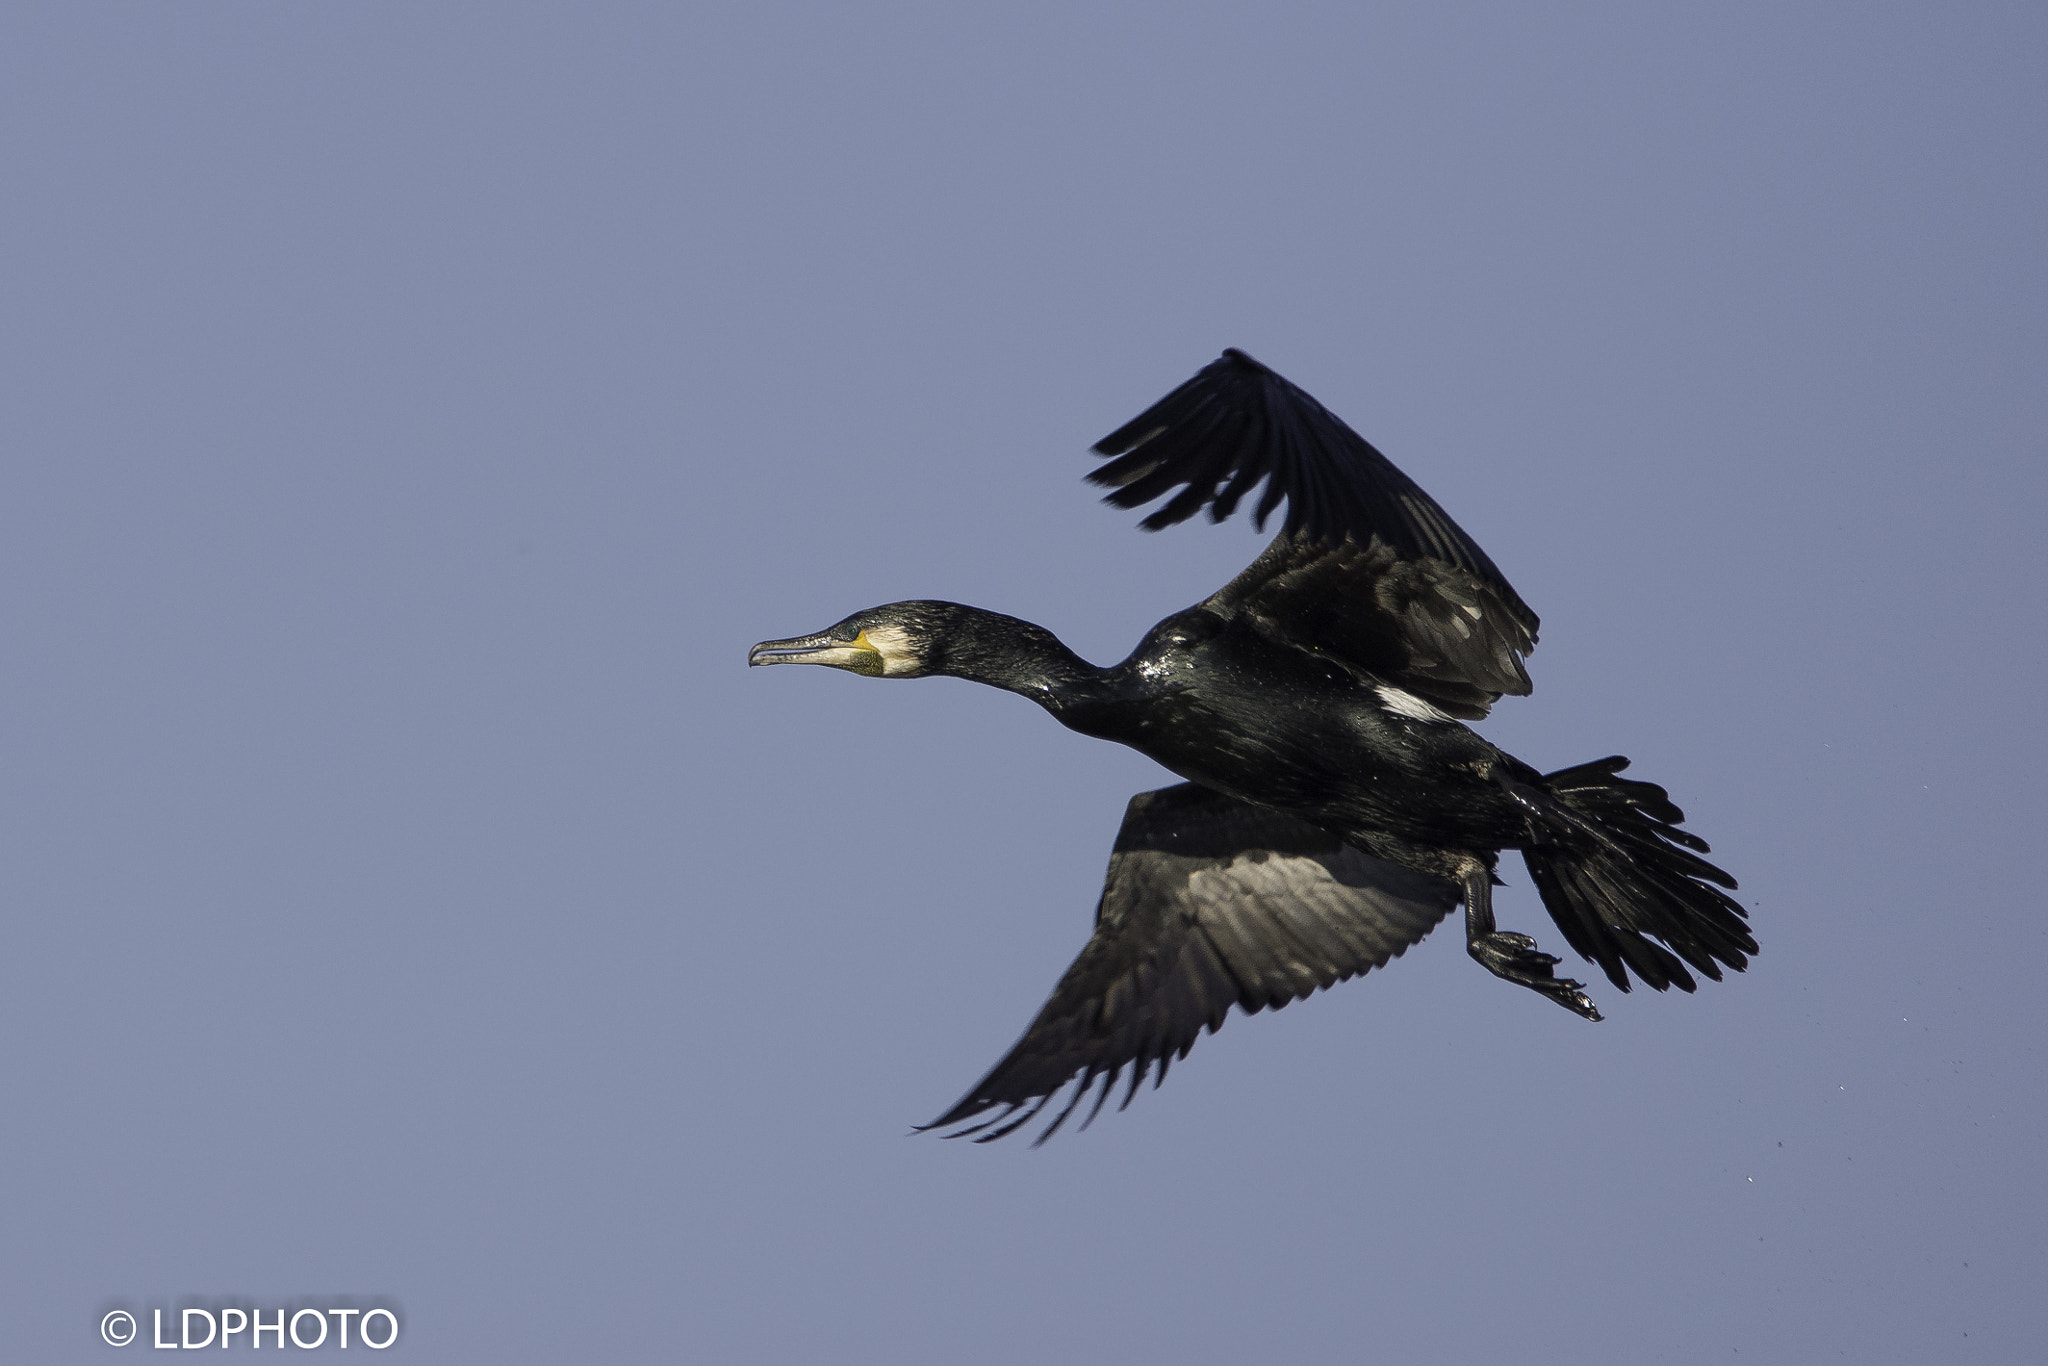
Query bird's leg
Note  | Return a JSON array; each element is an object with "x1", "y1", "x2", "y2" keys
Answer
[{"x1": 1464, "y1": 866, "x2": 1602, "y2": 1021}]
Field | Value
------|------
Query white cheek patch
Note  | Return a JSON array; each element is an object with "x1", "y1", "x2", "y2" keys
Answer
[
  {"x1": 860, "y1": 623, "x2": 925, "y2": 677},
  {"x1": 1376, "y1": 685, "x2": 1457, "y2": 724}
]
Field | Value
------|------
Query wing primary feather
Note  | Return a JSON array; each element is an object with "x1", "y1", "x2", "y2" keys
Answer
[
  {"x1": 1118, "y1": 1055, "x2": 1148, "y2": 1112},
  {"x1": 943, "y1": 1103, "x2": 1018, "y2": 1141},
  {"x1": 975, "y1": 1091, "x2": 1057, "y2": 1145},
  {"x1": 1210, "y1": 411, "x2": 1271, "y2": 522},
  {"x1": 1080, "y1": 1064, "x2": 1122, "y2": 1131},
  {"x1": 1031, "y1": 1071, "x2": 1098, "y2": 1148}
]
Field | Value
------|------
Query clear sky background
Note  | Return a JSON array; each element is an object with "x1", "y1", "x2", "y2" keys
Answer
[{"x1": 2, "y1": 4, "x2": 2042, "y2": 1362}]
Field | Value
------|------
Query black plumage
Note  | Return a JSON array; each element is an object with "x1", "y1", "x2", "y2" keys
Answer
[
  {"x1": 930, "y1": 783, "x2": 1461, "y2": 1144},
  {"x1": 750, "y1": 349, "x2": 1753, "y2": 1144}
]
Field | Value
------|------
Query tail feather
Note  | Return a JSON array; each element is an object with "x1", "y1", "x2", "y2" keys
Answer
[{"x1": 1517, "y1": 757, "x2": 1754, "y2": 995}]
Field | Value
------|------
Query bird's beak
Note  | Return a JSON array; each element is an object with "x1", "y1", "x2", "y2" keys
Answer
[{"x1": 748, "y1": 630, "x2": 885, "y2": 676}]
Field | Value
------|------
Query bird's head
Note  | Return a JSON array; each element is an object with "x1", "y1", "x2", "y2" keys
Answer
[{"x1": 748, "y1": 601, "x2": 964, "y2": 679}]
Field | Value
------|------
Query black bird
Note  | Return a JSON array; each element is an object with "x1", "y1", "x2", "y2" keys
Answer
[{"x1": 751, "y1": 349, "x2": 1752, "y2": 1144}]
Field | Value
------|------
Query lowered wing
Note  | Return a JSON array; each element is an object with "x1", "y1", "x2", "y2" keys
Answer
[{"x1": 925, "y1": 783, "x2": 1459, "y2": 1145}]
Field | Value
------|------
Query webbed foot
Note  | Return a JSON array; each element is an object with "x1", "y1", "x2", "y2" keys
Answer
[{"x1": 1468, "y1": 932, "x2": 1603, "y2": 1021}]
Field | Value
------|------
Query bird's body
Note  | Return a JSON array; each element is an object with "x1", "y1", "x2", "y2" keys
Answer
[
  {"x1": 752, "y1": 350, "x2": 1753, "y2": 1143},
  {"x1": 923, "y1": 599, "x2": 1520, "y2": 873}
]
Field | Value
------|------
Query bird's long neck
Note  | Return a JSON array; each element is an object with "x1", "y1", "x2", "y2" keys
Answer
[{"x1": 932, "y1": 605, "x2": 1108, "y2": 707}]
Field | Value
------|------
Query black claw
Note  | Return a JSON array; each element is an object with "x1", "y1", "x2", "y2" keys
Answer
[{"x1": 1551, "y1": 983, "x2": 1603, "y2": 1022}]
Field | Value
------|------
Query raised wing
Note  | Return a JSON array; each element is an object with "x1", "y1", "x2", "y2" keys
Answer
[
  {"x1": 1090, "y1": 349, "x2": 1539, "y2": 717},
  {"x1": 924, "y1": 783, "x2": 1459, "y2": 1145}
]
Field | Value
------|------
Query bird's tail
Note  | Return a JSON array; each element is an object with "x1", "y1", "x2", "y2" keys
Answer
[{"x1": 1511, "y1": 756, "x2": 1755, "y2": 993}]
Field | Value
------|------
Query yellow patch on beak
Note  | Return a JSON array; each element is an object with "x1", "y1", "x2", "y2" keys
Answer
[
  {"x1": 834, "y1": 630, "x2": 885, "y2": 675},
  {"x1": 853, "y1": 622, "x2": 925, "y2": 677}
]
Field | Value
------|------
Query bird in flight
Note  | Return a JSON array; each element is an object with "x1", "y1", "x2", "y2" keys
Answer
[{"x1": 751, "y1": 349, "x2": 1753, "y2": 1144}]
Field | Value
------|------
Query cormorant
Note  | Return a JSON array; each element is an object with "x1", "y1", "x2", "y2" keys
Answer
[{"x1": 751, "y1": 349, "x2": 1752, "y2": 1144}]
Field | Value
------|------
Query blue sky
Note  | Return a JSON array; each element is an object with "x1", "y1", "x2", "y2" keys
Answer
[{"x1": 1, "y1": 4, "x2": 2042, "y2": 1361}]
